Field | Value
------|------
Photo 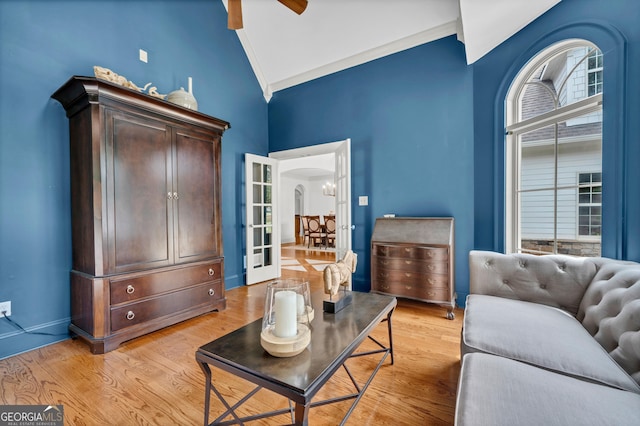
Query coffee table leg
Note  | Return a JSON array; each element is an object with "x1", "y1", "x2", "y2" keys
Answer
[
  {"x1": 294, "y1": 402, "x2": 310, "y2": 425},
  {"x1": 387, "y1": 308, "x2": 395, "y2": 365},
  {"x1": 197, "y1": 361, "x2": 213, "y2": 426}
]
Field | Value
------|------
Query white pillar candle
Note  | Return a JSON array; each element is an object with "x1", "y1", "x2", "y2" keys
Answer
[
  {"x1": 274, "y1": 290, "x2": 297, "y2": 338},
  {"x1": 296, "y1": 293, "x2": 305, "y2": 316},
  {"x1": 188, "y1": 76, "x2": 193, "y2": 94}
]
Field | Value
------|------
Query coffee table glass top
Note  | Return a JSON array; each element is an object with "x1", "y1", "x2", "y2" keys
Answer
[{"x1": 197, "y1": 291, "x2": 396, "y2": 393}]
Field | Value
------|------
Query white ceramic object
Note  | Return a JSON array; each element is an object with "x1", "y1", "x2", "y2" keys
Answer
[{"x1": 167, "y1": 87, "x2": 198, "y2": 110}]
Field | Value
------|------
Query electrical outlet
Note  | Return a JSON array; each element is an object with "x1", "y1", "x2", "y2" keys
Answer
[{"x1": 0, "y1": 301, "x2": 11, "y2": 317}]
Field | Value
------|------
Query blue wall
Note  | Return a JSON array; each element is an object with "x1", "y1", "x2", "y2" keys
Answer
[
  {"x1": 268, "y1": 37, "x2": 475, "y2": 300},
  {"x1": 0, "y1": 0, "x2": 268, "y2": 359}
]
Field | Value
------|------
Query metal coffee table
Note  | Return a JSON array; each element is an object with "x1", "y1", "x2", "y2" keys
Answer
[{"x1": 196, "y1": 291, "x2": 396, "y2": 425}]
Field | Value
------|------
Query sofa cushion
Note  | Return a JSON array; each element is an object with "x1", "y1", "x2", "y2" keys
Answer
[
  {"x1": 469, "y1": 250, "x2": 597, "y2": 315},
  {"x1": 462, "y1": 294, "x2": 640, "y2": 393},
  {"x1": 455, "y1": 353, "x2": 640, "y2": 426},
  {"x1": 578, "y1": 263, "x2": 640, "y2": 385}
]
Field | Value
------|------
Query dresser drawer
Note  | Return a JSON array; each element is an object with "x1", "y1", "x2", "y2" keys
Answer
[
  {"x1": 373, "y1": 256, "x2": 448, "y2": 274},
  {"x1": 373, "y1": 281, "x2": 451, "y2": 303},
  {"x1": 372, "y1": 244, "x2": 448, "y2": 261},
  {"x1": 110, "y1": 281, "x2": 222, "y2": 331},
  {"x1": 110, "y1": 261, "x2": 222, "y2": 305},
  {"x1": 372, "y1": 267, "x2": 450, "y2": 288}
]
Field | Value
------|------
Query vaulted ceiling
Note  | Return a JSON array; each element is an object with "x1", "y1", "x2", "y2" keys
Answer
[{"x1": 222, "y1": 0, "x2": 561, "y2": 101}]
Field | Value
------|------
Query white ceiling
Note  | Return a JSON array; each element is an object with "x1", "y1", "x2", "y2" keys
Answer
[{"x1": 222, "y1": 0, "x2": 561, "y2": 101}]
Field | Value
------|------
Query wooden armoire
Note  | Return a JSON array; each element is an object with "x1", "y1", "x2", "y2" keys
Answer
[{"x1": 52, "y1": 76, "x2": 229, "y2": 353}]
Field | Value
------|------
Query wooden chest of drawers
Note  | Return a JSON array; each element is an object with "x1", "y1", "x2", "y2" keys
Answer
[{"x1": 371, "y1": 217, "x2": 455, "y2": 319}]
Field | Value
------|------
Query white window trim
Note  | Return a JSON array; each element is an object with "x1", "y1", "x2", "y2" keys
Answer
[{"x1": 505, "y1": 39, "x2": 602, "y2": 254}]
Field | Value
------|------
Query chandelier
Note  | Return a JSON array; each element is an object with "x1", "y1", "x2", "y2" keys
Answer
[{"x1": 322, "y1": 181, "x2": 336, "y2": 197}]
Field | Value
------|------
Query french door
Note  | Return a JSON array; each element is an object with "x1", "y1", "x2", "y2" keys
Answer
[
  {"x1": 245, "y1": 154, "x2": 280, "y2": 285},
  {"x1": 245, "y1": 139, "x2": 352, "y2": 285}
]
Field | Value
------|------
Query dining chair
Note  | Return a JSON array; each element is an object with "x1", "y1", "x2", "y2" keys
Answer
[
  {"x1": 301, "y1": 216, "x2": 310, "y2": 247},
  {"x1": 306, "y1": 215, "x2": 325, "y2": 248},
  {"x1": 324, "y1": 215, "x2": 336, "y2": 248}
]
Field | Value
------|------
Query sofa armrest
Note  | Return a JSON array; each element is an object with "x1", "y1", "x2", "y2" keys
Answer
[{"x1": 469, "y1": 250, "x2": 597, "y2": 316}]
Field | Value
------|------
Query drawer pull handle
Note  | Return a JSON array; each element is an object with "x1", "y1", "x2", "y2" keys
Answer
[
  {"x1": 208, "y1": 268, "x2": 215, "y2": 276},
  {"x1": 173, "y1": 192, "x2": 179, "y2": 200},
  {"x1": 126, "y1": 311, "x2": 135, "y2": 320},
  {"x1": 208, "y1": 288, "x2": 215, "y2": 296},
  {"x1": 126, "y1": 285, "x2": 135, "y2": 294}
]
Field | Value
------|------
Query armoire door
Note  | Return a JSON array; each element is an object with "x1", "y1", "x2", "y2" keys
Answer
[
  {"x1": 173, "y1": 127, "x2": 221, "y2": 263},
  {"x1": 106, "y1": 110, "x2": 174, "y2": 273}
]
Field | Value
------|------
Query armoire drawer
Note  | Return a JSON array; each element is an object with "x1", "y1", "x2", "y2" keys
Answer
[
  {"x1": 110, "y1": 261, "x2": 222, "y2": 305},
  {"x1": 372, "y1": 244, "x2": 448, "y2": 261},
  {"x1": 110, "y1": 281, "x2": 222, "y2": 331},
  {"x1": 372, "y1": 256, "x2": 448, "y2": 274}
]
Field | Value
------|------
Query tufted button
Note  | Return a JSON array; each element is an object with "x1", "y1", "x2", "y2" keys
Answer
[
  {"x1": 519, "y1": 261, "x2": 526, "y2": 268},
  {"x1": 558, "y1": 264, "x2": 566, "y2": 271},
  {"x1": 485, "y1": 260, "x2": 493, "y2": 267},
  {"x1": 503, "y1": 279, "x2": 509, "y2": 285},
  {"x1": 540, "y1": 283, "x2": 547, "y2": 289}
]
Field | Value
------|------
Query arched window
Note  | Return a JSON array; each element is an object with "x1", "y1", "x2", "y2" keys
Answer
[{"x1": 505, "y1": 39, "x2": 603, "y2": 256}]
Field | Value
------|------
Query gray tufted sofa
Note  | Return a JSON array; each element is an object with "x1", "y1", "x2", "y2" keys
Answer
[{"x1": 455, "y1": 250, "x2": 640, "y2": 426}]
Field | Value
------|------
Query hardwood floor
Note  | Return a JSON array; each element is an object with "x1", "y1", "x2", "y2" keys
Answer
[{"x1": 0, "y1": 246, "x2": 463, "y2": 425}]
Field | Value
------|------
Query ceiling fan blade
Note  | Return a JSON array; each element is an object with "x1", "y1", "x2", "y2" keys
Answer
[
  {"x1": 228, "y1": 0, "x2": 243, "y2": 30},
  {"x1": 277, "y1": 0, "x2": 308, "y2": 15}
]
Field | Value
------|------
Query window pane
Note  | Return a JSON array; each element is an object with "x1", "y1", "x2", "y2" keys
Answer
[{"x1": 520, "y1": 189, "x2": 555, "y2": 240}]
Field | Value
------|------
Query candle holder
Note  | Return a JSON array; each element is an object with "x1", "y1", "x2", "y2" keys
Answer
[{"x1": 260, "y1": 279, "x2": 313, "y2": 357}]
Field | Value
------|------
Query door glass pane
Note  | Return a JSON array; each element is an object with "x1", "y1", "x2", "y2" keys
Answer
[
  {"x1": 264, "y1": 226, "x2": 272, "y2": 246},
  {"x1": 252, "y1": 163, "x2": 262, "y2": 183},
  {"x1": 253, "y1": 206, "x2": 262, "y2": 225},
  {"x1": 263, "y1": 247, "x2": 272, "y2": 266},
  {"x1": 253, "y1": 248, "x2": 262, "y2": 268},
  {"x1": 263, "y1": 164, "x2": 271, "y2": 184},
  {"x1": 253, "y1": 184, "x2": 262, "y2": 204},
  {"x1": 253, "y1": 228, "x2": 262, "y2": 246},
  {"x1": 264, "y1": 206, "x2": 272, "y2": 225},
  {"x1": 263, "y1": 184, "x2": 272, "y2": 204}
]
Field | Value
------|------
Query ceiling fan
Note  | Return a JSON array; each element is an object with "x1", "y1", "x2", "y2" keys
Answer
[{"x1": 228, "y1": 0, "x2": 308, "y2": 30}]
